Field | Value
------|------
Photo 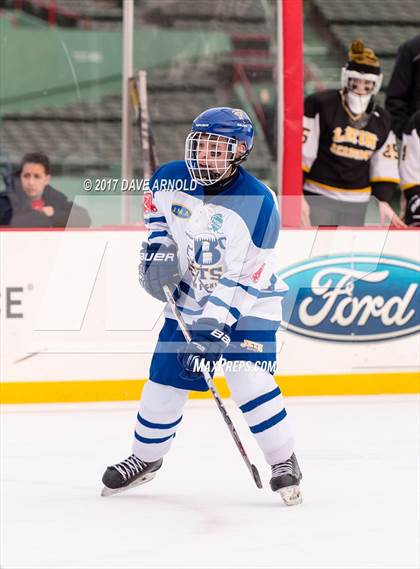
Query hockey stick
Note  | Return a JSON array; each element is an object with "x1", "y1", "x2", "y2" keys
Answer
[
  {"x1": 136, "y1": 70, "x2": 160, "y2": 178},
  {"x1": 137, "y1": 69, "x2": 152, "y2": 181},
  {"x1": 163, "y1": 284, "x2": 263, "y2": 489},
  {"x1": 128, "y1": 75, "x2": 142, "y2": 149},
  {"x1": 137, "y1": 69, "x2": 159, "y2": 173},
  {"x1": 129, "y1": 71, "x2": 159, "y2": 218}
]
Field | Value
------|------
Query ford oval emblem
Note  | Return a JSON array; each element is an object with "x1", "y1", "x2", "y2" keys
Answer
[{"x1": 277, "y1": 255, "x2": 420, "y2": 342}]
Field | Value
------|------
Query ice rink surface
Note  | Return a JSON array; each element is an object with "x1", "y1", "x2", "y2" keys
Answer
[{"x1": 1, "y1": 394, "x2": 419, "y2": 569}]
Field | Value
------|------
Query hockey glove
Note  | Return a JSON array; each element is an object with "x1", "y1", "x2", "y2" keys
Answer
[
  {"x1": 138, "y1": 242, "x2": 180, "y2": 302},
  {"x1": 177, "y1": 318, "x2": 231, "y2": 381}
]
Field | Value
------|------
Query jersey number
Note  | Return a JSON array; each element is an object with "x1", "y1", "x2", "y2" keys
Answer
[{"x1": 383, "y1": 143, "x2": 398, "y2": 160}]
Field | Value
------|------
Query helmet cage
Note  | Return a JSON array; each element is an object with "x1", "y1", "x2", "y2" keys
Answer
[
  {"x1": 185, "y1": 131, "x2": 239, "y2": 186},
  {"x1": 340, "y1": 68, "x2": 383, "y2": 115},
  {"x1": 341, "y1": 68, "x2": 383, "y2": 96}
]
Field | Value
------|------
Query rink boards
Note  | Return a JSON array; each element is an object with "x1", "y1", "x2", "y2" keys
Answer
[{"x1": 1, "y1": 228, "x2": 419, "y2": 403}]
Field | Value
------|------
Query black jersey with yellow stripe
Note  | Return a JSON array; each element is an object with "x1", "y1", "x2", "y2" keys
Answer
[{"x1": 302, "y1": 90, "x2": 399, "y2": 203}]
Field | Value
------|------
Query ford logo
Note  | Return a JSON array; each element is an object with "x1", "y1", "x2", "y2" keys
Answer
[{"x1": 277, "y1": 255, "x2": 420, "y2": 342}]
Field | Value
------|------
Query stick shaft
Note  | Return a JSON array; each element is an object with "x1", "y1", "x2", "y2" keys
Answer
[
  {"x1": 134, "y1": 69, "x2": 160, "y2": 218},
  {"x1": 137, "y1": 70, "x2": 152, "y2": 181},
  {"x1": 163, "y1": 285, "x2": 262, "y2": 487}
]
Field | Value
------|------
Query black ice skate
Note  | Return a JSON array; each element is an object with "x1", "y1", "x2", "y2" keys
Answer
[
  {"x1": 269, "y1": 453, "x2": 302, "y2": 506},
  {"x1": 101, "y1": 454, "x2": 163, "y2": 497}
]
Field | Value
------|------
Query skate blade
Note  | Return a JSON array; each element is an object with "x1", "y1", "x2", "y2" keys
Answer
[
  {"x1": 277, "y1": 485, "x2": 302, "y2": 506},
  {"x1": 101, "y1": 471, "x2": 157, "y2": 497}
]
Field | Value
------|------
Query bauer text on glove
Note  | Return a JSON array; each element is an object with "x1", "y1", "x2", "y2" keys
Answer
[{"x1": 138, "y1": 242, "x2": 180, "y2": 302}]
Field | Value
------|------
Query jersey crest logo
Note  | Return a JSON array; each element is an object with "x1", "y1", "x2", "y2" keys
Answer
[
  {"x1": 209, "y1": 213, "x2": 223, "y2": 232},
  {"x1": 186, "y1": 231, "x2": 226, "y2": 292},
  {"x1": 191, "y1": 233, "x2": 222, "y2": 265},
  {"x1": 171, "y1": 204, "x2": 191, "y2": 219}
]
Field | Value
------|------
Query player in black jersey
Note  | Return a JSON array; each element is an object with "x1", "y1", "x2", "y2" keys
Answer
[{"x1": 302, "y1": 40, "x2": 406, "y2": 227}]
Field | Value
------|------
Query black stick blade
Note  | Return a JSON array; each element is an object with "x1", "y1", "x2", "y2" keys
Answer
[{"x1": 252, "y1": 464, "x2": 263, "y2": 489}]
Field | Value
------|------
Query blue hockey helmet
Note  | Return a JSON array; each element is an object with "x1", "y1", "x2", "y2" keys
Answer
[
  {"x1": 191, "y1": 107, "x2": 254, "y2": 154},
  {"x1": 185, "y1": 107, "x2": 254, "y2": 185}
]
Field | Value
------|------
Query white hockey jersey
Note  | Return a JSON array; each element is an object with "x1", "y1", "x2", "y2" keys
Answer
[
  {"x1": 144, "y1": 161, "x2": 287, "y2": 330},
  {"x1": 400, "y1": 111, "x2": 420, "y2": 226},
  {"x1": 400, "y1": 110, "x2": 420, "y2": 192}
]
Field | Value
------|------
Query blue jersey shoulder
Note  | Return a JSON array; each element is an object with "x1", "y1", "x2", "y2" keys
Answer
[
  {"x1": 149, "y1": 161, "x2": 196, "y2": 196},
  {"x1": 213, "y1": 167, "x2": 280, "y2": 249}
]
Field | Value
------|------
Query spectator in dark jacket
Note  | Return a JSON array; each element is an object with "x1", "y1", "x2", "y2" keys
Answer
[
  {"x1": 0, "y1": 194, "x2": 12, "y2": 225},
  {"x1": 0, "y1": 152, "x2": 91, "y2": 228},
  {"x1": 385, "y1": 34, "x2": 420, "y2": 139}
]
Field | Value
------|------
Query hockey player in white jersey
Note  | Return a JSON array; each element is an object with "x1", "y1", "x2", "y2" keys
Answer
[
  {"x1": 400, "y1": 110, "x2": 420, "y2": 226},
  {"x1": 101, "y1": 107, "x2": 302, "y2": 505}
]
